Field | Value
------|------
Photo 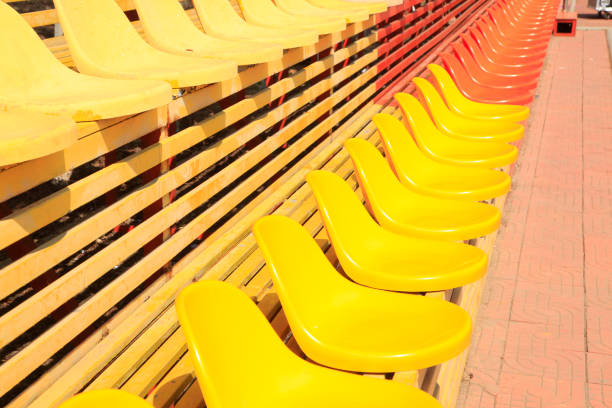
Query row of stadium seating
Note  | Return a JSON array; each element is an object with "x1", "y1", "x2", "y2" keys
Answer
[{"x1": 52, "y1": 0, "x2": 558, "y2": 404}]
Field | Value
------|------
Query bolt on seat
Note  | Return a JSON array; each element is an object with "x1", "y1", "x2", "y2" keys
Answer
[
  {"x1": 238, "y1": 0, "x2": 347, "y2": 35},
  {"x1": 345, "y1": 137, "x2": 502, "y2": 240},
  {"x1": 395, "y1": 93, "x2": 518, "y2": 168},
  {"x1": 0, "y1": 109, "x2": 78, "y2": 166},
  {"x1": 193, "y1": 0, "x2": 318, "y2": 49},
  {"x1": 427, "y1": 64, "x2": 530, "y2": 122},
  {"x1": 133, "y1": 0, "x2": 283, "y2": 65},
  {"x1": 253, "y1": 215, "x2": 472, "y2": 373},
  {"x1": 59, "y1": 389, "x2": 153, "y2": 408},
  {"x1": 54, "y1": 0, "x2": 238, "y2": 88},
  {"x1": 177, "y1": 281, "x2": 442, "y2": 408},
  {"x1": 373, "y1": 114, "x2": 511, "y2": 202},
  {"x1": 307, "y1": 0, "x2": 388, "y2": 14},
  {"x1": 306, "y1": 170, "x2": 488, "y2": 292},
  {"x1": 275, "y1": 0, "x2": 369, "y2": 23},
  {"x1": 412, "y1": 78, "x2": 524, "y2": 143},
  {"x1": 0, "y1": 2, "x2": 171, "y2": 121}
]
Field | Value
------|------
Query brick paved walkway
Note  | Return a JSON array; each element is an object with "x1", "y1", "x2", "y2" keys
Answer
[{"x1": 456, "y1": 31, "x2": 612, "y2": 408}]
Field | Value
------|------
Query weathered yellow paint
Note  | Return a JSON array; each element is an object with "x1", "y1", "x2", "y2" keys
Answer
[{"x1": 0, "y1": 2, "x2": 171, "y2": 120}]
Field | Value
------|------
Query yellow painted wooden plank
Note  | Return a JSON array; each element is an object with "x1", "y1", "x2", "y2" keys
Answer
[
  {"x1": 7, "y1": 65, "x2": 380, "y2": 402},
  {"x1": 0, "y1": 108, "x2": 165, "y2": 202},
  {"x1": 130, "y1": 114, "x2": 389, "y2": 406},
  {"x1": 18, "y1": 0, "x2": 136, "y2": 28},
  {"x1": 26, "y1": 76, "x2": 385, "y2": 408},
  {"x1": 4, "y1": 269, "x2": 173, "y2": 408}
]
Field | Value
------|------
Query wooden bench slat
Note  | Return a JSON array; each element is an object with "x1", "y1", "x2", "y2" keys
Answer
[
  {"x1": 0, "y1": 39, "x2": 377, "y2": 298},
  {"x1": 2, "y1": 57, "x2": 380, "y2": 401}
]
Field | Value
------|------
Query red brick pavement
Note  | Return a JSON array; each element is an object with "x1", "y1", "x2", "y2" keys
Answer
[{"x1": 456, "y1": 31, "x2": 612, "y2": 408}]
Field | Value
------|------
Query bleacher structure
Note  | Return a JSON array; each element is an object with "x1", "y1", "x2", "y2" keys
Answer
[{"x1": 0, "y1": 0, "x2": 559, "y2": 406}]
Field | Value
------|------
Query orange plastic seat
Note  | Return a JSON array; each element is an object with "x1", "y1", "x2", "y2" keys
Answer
[
  {"x1": 0, "y1": 2, "x2": 171, "y2": 121},
  {"x1": 0, "y1": 109, "x2": 78, "y2": 166},
  {"x1": 59, "y1": 390, "x2": 152, "y2": 408},
  {"x1": 238, "y1": 0, "x2": 347, "y2": 35},
  {"x1": 395, "y1": 93, "x2": 518, "y2": 168},
  {"x1": 253, "y1": 215, "x2": 472, "y2": 372},
  {"x1": 133, "y1": 0, "x2": 282, "y2": 65},
  {"x1": 345, "y1": 137, "x2": 502, "y2": 240},
  {"x1": 440, "y1": 53, "x2": 534, "y2": 105},
  {"x1": 54, "y1": 0, "x2": 238, "y2": 87},
  {"x1": 306, "y1": 170, "x2": 488, "y2": 292},
  {"x1": 427, "y1": 64, "x2": 530, "y2": 122},
  {"x1": 469, "y1": 26, "x2": 545, "y2": 62},
  {"x1": 193, "y1": 0, "x2": 319, "y2": 49},
  {"x1": 451, "y1": 42, "x2": 540, "y2": 87},
  {"x1": 412, "y1": 78, "x2": 524, "y2": 143},
  {"x1": 177, "y1": 281, "x2": 442, "y2": 408},
  {"x1": 468, "y1": 26, "x2": 545, "y2": 64},
  {"x1": 460, "y1": 33, "x2": 543, "y2": 76},
  {"x1": 373, "y1": 113, "x2": 511, "y2": 202}
]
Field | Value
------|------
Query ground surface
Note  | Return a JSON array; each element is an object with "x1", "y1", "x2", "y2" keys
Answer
[{"x1": 456, "y1": 30, "x2": 612, "y2": 408}]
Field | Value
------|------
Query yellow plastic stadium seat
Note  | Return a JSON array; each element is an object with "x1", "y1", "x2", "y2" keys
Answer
[
  {"x1": 308, "y1": 0, "x2": 387, "y2": 14},
  {"x1": 59, "y1": 390, "x2": 153, "y2": 408},
  {"x1": 306, "y1": 170, "x2": 488, "y2": 292},
  {"x1": 54, "y1": 0, "x2": 238, "y2": 88},
  {"x1": 344, "y1": 139, "x2": 501, "y2": 241},
  {"x1": 373, "y1": 114, "x2": 511, "y2": 201},
  {"x1": 0, "y1": 109, "x2": 78, "y2": 166},
  {"x1": 238, "y1": 0, "x2": 346, "y2": 35},
  {"x1": 193, "y1": 0, "x2": 318, "y2": 49},
  {"x1": 348, "y1": 0, "x2": 404, "y2": 6},
  {"x1": 134, "y1": 0, "x2": 282, "y2": 65},
  {"x1": 177, "y1": 281, "x2": 442, "y2": 408},
  {"x1": 275, "y1": 0, "x2": 369, "y2": 23},
  {"x1": 0, "y1": 2, "x2": 171, "y2": 121},
  {"x1": 253, "y1": 215, "x2": 472, "y2": 373},
  {"x1": 428, "y1": 64, "x2": 530, "y2": 122},
  {"x1": 395, "y1": 93, "x2": 518, "y2": 168},
  {"x1": 413, "y1": 78, "x2": 524, "y2": 143}
]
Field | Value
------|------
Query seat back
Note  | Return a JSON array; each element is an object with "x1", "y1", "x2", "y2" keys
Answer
[
  {"x1": 239, "y1": 0, "x2": 292, "y2": 21},
  {"x1": 176, "y1": 280, "x2": 296, "y2": 408},
  {"x1": 0, "y1": 2, "x2": 68, "y2": 87},
  {"x1": 412, "y1": 77, "x2": 453, "y2": 116},
  {"x1": 460, "y1": 33, "x2": 489, "y2": 61},
  {"x1": 440, "y1": 53, "x2": 479, "y2": 90},
  {"x1": 427, "y1": 63, "x2": 468, "y2": 108},
  {"x1": 306, "y1": 170, "x2": 380, "y2": 255},
  {"x1": 54, "y1": 0, "x2": 153, "y2": 69},
  {"x1": 468, "y1": 26, "x2": 498, "y2": 54},
  {"x1": 451, "y1": 41, "x2": 484, "y2": 74},
  {"x1": 369, "y1": 113, "x2": 432, "y2": 180},
  {"x1": 193, "y1": 0, "x2": 246, "y2": 32},
  {"x1": 394, "y1": 92, "x2": 443, "y2": 146},
  {"x1": 253, "y1": 216, "x2": 351, "y2": 329},
  {"x1": 344, "y1": 136, "x2": 413, "y2": 209},
  {"x1": 134, "y1": 0, "x2": 207, "y2": 51}
]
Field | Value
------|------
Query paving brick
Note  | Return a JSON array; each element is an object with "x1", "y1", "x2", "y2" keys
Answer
[
  {"x1": 587, "y1": 306, "x2": 612, "y2": 354},
  {"x1": 456, "y1": 28, "x2": 611, "y2": 408},
  {"x1": 465, "y1": 319, "x2": 508, "y2": 373},
  {"x1": 587, "y1": 383, "x2": 612, "y2": 408},
  {"x1": 495, "y1": 373, "x2": 586, "y2": 408},
  {"x1": 587, "y1": 353, "x2": 612, "y2": 385}
]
